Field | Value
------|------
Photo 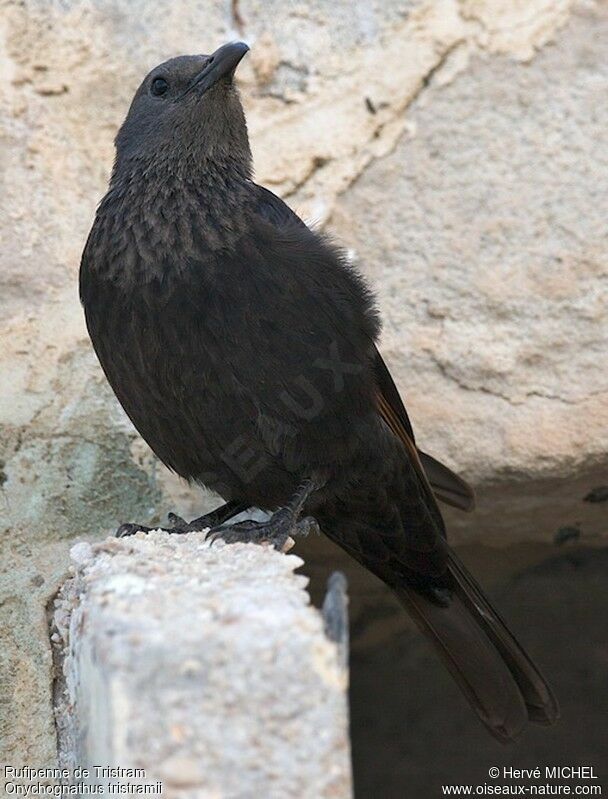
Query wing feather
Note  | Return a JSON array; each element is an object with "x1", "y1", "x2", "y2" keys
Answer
[{"x1": 374, "y1": 347, "x2": 475, "y2": 512}]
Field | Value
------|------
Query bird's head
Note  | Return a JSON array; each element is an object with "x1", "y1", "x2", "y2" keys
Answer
[{"x1": 113, "y1": 42, "x2": 251, "y2": 180}]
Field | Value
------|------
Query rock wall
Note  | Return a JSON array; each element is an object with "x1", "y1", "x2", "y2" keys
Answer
[
  {"x1": 52, "y1": 533, "x2": 351, "y2": 798},
  {"x1": 0, "y1": 0, "x2": 606, "y2": 776}
]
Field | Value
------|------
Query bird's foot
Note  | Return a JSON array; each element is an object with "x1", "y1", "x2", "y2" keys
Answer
[
  {"x1": 115, "y1": 500, "x2": 248, "y2": 539},
  {"x1": 114, "y1": 513, "x2": 196, "y2": 538},
  {"x1": 206, "y1": 508, "x2": 319, "y2": 551},
  {"x1": 115, "y1": 522, "x2": 156, "y2": 538},
  {"x1": 115, "y1": 518, "x2": 198, "y2": 539},
  {"x1": 114, "y1": 513, "x2": 211, "y2": 538}
]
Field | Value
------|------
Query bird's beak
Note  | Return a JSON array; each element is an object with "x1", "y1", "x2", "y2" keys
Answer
[{"x1": 187, "y1": 42, "x2": 249, "y2": 97}]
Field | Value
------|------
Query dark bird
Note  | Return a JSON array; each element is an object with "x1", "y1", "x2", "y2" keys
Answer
[{"x1": 80, "y1": 42, "x2": 559, "y2": 741}]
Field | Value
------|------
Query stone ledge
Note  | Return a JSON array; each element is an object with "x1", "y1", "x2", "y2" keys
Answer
[{"x1": 51, "y1": 531, "x2": 351, "y2": 798}]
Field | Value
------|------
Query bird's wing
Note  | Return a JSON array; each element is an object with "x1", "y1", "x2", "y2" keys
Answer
[
  {"x1": 254, "y1": 185, "x2": 308, "y2": 229},
  {"x1": 373, "y1": 346, "x2": 476, "y2": 512},
  {"x1": 418, "y1": 450, "x2": 476, "y2": 512},
  {"x1": 254, "y1": 183, "x2": 475, "y2": 512}
]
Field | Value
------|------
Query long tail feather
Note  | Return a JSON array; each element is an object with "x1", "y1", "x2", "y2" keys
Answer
[
  {"x1": 446, "y1": 550, "x2": 560, "y2": 725},
  {"x1": 393, "y1": 552, "x2": 559, "y2": 741}
]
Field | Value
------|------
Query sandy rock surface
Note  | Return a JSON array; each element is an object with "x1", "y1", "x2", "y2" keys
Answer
[{"x1": 51, "y1": 532, "x2": 350, "y2": 798}]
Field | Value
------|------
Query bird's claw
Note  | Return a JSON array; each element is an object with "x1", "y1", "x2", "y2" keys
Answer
[
  {"x1": 115, "y1": 522, "x2": 155, "y2": 538},
  {"x1": 206, "y1": 513, "x2": 319, "y2": 551},
  {"x1": 167, "y1": 512, "x2": 189, "y2": 528},
  {"x1": 114, "y1": 512, "x2": 206, "y2": 539},
  {"x1": 164, "y1": 511, "x2": 207, "y2": 533}
]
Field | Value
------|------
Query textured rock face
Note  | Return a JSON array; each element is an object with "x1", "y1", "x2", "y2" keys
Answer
[
  {"x1": 52, "y1": 533, "x2": 351, "y2": 798},
  {"x1": 0, "y1": 0, "x2": 606, "y2": 775},
  {"x1": 330, "y1": 5, "x2": 608, "y2": 546}
]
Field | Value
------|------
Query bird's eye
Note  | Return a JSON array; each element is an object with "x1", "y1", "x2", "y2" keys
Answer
[{"x1": 150, "y1": 77, "x2": 169, "y2": 97}]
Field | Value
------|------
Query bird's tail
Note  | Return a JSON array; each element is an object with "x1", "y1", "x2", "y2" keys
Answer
[{"x1": 393, "y1": 549, "x2": 559, "y2": 742}]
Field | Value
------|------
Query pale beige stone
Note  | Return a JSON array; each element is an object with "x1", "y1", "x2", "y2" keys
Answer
[{"x1": 53, "y1": 532, "x2": 352, "y2": 798}]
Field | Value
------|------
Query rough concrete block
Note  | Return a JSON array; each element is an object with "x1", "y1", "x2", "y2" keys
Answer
[{"x1": 52, "y1": 532, "x2": 352, "y2": 798}]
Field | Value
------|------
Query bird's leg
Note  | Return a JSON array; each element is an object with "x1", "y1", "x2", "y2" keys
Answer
[
  {"x1": 206, "y1": 477, "x2": 323, "y2": 551},
  {"x1": 116, "y1": 500, "x2": 249, "y2": 539}
]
